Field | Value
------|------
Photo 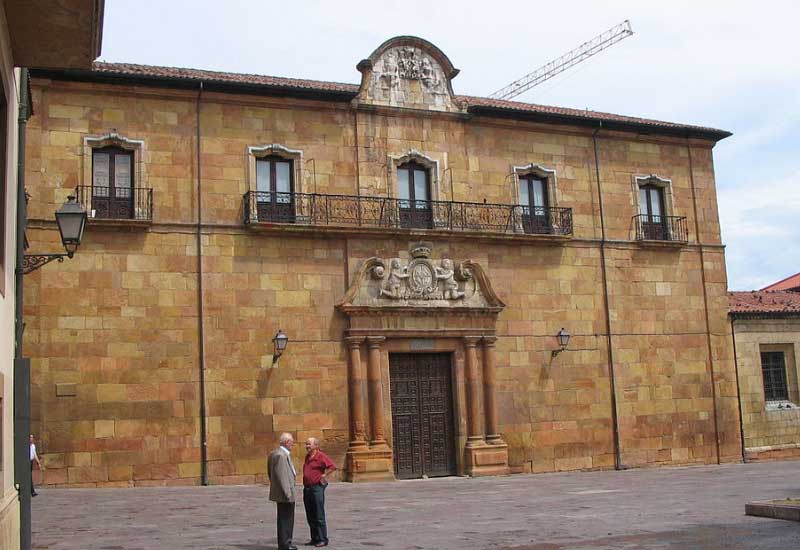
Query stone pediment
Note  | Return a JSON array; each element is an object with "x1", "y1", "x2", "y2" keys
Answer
[
  {"x1": 338, "y1": 245, "x2": 504, "y2": 315},
  {"x1": 354, "y1": 36, "x2": 466, "y2": 114}
]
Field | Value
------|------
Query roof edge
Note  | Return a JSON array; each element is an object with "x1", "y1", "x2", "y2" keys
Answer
[{"x1": 30, "y1": 64, "x2": 732, "y2": 141}]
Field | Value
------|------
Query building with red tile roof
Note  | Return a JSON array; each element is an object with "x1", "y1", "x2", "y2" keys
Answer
[
  {"x1": 729, "y1": 288, "x2": 800, "y2": 462},
  {"x1": 729, "y1": 290, "x2": 800, "y2": 317},
  {"x1": 760, "y1": 271, "x2": 800, "y2": 292}
]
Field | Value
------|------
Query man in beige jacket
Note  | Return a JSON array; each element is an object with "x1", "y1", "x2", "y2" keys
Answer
[{"x1": 268, "y1": 432, "x2": 297, "y2": 550}]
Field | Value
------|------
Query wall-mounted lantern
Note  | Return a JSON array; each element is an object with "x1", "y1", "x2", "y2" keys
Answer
[
  {"x1": 551, "y1": 327, "x2": 571, "y2": 359},
  {"x1": 22, "y1": 195, "x2": 87, "y2": 274},
  {"x1": 272, "y1": 329, "x2": 289, "y2": 364}
]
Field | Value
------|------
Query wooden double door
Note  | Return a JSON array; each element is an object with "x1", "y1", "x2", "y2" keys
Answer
[{"x1": 389, "y1": 353, "x2": 456, "y2": 479}]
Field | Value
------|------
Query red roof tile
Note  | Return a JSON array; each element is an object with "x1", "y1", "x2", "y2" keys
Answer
[
  {"x1": 92, "y1": 62, "x2": 360, "y2": 93},
  {"x1": 761, "y1": 272, "x2": 800, "y2": 292},
  {"x1": 460, "y1": 96, "x2": 727, "y2": 136},
  {"x1": 84, "y1": 62, "x2": 729, "y2": 139},
  {"x1": 729, "y1": 290, "x2": 800, "y2": 315}
]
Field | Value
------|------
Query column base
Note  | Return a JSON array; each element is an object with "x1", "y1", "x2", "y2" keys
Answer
[
  {"x1": 345, "y1": 447, "x2": 395, "y2": 482},
  {"x1": 464, "y1": 443, "x2": 510, "y2": 477},
  {"x1": 486, "y1": 434, "x2": 506, "y2": 445}
]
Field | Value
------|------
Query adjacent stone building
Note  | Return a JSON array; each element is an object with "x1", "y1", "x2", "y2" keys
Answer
[
  {"x1": 730, "y1": 288, "x2": 800, "y2": 461},
  {"x1": 23, "y1": 36, "x2": 742, "y2": 487}
]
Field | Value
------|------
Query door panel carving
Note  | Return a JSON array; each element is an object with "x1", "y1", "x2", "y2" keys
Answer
[{"x1": 390, "y1": 353, "x2": 456, "y2": 479}]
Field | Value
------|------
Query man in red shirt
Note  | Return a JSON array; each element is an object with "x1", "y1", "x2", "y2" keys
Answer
[{"x1": 302, "y1": 437, "x2": 336, "y2": 547}]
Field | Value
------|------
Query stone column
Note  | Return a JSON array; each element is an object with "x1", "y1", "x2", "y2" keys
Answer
[
  {"x1": 345, "y1": 337, "x2": 367, "y2": 449},
  {"x1": 366, "y1": 336, "x2": 388, "y2": 447},
  {"x1": 463, "y1": 336, "x2": 484, "y2": 446},
  {"x1": 482, "y1": 336, "x2": 504, "y2": 444}
]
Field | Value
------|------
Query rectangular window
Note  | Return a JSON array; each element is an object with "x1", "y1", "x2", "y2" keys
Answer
[
  {"x1": 518, "y1": 175, "x2": 550, "y2": 234},
  {"x1": 92, "y1": 147, "x2": 134, "y2": 218},
  {"x1": 639, "y1": 184, "x2": 667, "y2": 240},
  {"x1": 397, "y1": 162, "x2": 432, "y2": 229},
  {"x1": 761, "y1": 351, "x2": 789, "y2": 402},
  {"x1": 255, "y1": 156, "x2": 295, "y2": 222}
]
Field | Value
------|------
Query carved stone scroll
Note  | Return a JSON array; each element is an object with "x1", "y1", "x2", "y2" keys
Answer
[
  {"x1": 355, "y1": 36, "x2": 466, "y2": 113},
  {"x1": 337, "y1": 244, "x2": 505, "y2": 314}
]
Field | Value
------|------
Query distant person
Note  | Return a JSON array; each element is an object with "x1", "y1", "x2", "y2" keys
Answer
[
  {"x1": 302, "y1": 437, "x2": 336, "y2": 547},
  {"x1": 268, "y1": 432, "x2": 297, "y2": 550},
  {"x1": 30, "y1": 434, "x2": 44, "y2": 497}
]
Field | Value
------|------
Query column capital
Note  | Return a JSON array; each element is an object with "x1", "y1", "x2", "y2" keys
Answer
[
  {"x1": 366, "y1": 336, "x2": 386, "y2": 348},
  {"x1": 482, "y1": 335, "x2": 498, "y2": 346},
  {"x1": 463, "y1": 335, "x2": 482, "y2": 348},
  {"x1": 345, "y1": 336, "x2": 365, "y2": 347}
]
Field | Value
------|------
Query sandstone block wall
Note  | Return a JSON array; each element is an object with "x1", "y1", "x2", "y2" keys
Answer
[
  {"x1": 23, "y1": 76, "x2": 740, "y2": 486},
  {"x1": 732, "y1": 317, "x2": 800, "y2": 460}
]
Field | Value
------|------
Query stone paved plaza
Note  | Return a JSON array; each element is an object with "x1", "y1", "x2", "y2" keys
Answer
[{"x1": 32, "y1": 461, "x2": 800, "y2": 549}]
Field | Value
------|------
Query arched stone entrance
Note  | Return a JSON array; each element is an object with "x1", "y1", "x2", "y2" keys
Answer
[{"x1": 337, "y1": 244, "x2": 510, "y2": 481}]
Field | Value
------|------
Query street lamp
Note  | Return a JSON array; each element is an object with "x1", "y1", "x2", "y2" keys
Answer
[
  {"x1": 22, "y1": 195, "x2": 87, "y2": 274},
  {"x1": 272, "y1": 329, "x2": 289, "y2": 364},
  {"x1": 551, "y1": 327, "x2": 571, "y2": 359}
]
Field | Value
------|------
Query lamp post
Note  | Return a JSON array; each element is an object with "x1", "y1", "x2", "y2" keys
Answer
[
  {"x1": 272, "y1": 329, "x2": 289, "y2": 364},
  {"x1": 551, "y1": 327, "x2": 571, "y2": 359}
]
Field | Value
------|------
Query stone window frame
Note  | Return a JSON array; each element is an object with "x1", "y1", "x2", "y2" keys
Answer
[
  {"x1": 759, "y1": 343, "x2": 799, "y2": 410},
  {"x1": 82, "y1": 132, "x2": 146, "y2": 219},
  {"x1": 632, "y1": 174, "x2": 675, "y2": 219},
  {"x1": 247, "y1": 143, "x2": 304, "y2": 195},
  {"x1": 387, "y1": 150, "x2": 440, "y2": 202},
  {"x1": 511, "y1": 163, "x2": 559, "y2": 208}
]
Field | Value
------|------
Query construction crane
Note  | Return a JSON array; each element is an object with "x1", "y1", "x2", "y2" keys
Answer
[{"x1": 488, "y1": 20, "x2": 634, "y2": 101}]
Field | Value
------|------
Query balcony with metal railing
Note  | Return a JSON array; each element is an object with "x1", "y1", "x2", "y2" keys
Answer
[
  {"x1": 76, "y1": 185, "x2": 153, "y2": 226},
  {"x1": 243, "y1": 191, "x2": 573, "y2": 239},
  {"x1": 633, "y1": 214, "x2": 688, "y2": 244}
]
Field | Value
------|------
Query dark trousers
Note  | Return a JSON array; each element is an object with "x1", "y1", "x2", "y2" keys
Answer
[
  {"x1": 31, "y1": 462, "x2": 36, "y2": 495},
  {"x1": 303, "y1": 484, "x2": 328, "y2": 543},
  {"x1": 276, "y1": 501, "x2": 295, "y2": 550}
]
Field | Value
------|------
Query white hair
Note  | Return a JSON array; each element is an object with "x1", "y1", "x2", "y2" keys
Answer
[{"x1": 279, "y1": 432, "x2": 294, "y2": 445}]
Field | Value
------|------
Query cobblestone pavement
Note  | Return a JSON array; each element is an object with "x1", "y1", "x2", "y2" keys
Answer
[{"x1": 32, "y1": 460, "x2": 800, "y2": 550}]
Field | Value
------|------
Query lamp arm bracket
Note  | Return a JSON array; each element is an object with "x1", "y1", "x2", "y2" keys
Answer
[{"x1": 20, "y1": 253, "x2": 71, "y2": 275}]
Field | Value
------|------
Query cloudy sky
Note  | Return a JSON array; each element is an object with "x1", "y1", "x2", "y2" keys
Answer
[{"x1": 100, "y1": 0, "x2": 799, "y2": 290}]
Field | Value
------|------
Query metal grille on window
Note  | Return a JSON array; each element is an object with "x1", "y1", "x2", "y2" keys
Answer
[{"x1": 761, "y1": 351, "x2": 789, "y2": 402}]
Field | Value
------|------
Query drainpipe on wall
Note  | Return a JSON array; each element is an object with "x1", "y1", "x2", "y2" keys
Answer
[
  {"x1": 14, "y1": 67, "x2": 32, "y2": 550},
  {"x1": 196, "y1": 81, "x2": 208, "y2": 485},
  {"x1": 686, "y1": 139, "x2": 722, "y2": 464},
  {"x1": 592, "y1": 123, "x2": 622, "y2": 470}
]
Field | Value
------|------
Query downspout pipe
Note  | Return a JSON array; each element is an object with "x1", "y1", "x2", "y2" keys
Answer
[
  {"x1": 592, "y1": 123, "x2": 622, "y2": 470},
  {"x1": 196, "y1": 81, "x2": 208, "y2": 485},
  {"x1": 14, "y1": 67, "x2": 32, "y2": 550}
]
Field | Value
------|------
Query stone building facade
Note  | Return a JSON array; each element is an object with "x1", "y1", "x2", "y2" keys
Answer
[
  {"x1": 24, "y1": 36, "x2": 741, "y2": 487},
  {"x1": 730, "y1": 289, "x2": 800, "y2": 461}
]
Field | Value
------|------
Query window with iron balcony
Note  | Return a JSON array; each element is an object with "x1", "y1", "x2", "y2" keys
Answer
[
  {"x1": 632, "y1": 174, "x2": 687, "y2": 243},
  {"x1": 77, "y1": 133, "x2": 152, "y2": 224}
]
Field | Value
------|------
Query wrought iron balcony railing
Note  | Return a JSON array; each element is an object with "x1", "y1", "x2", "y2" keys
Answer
[
  {"x1": 243, "y1": 191, "x2": 573, "y2": 236},
  {"x1": 633, "y1": 214, "x2": 688, "y2": 243},
  {"x1": 76, "y1": 185, "x2": 153, "y2": 222}
]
